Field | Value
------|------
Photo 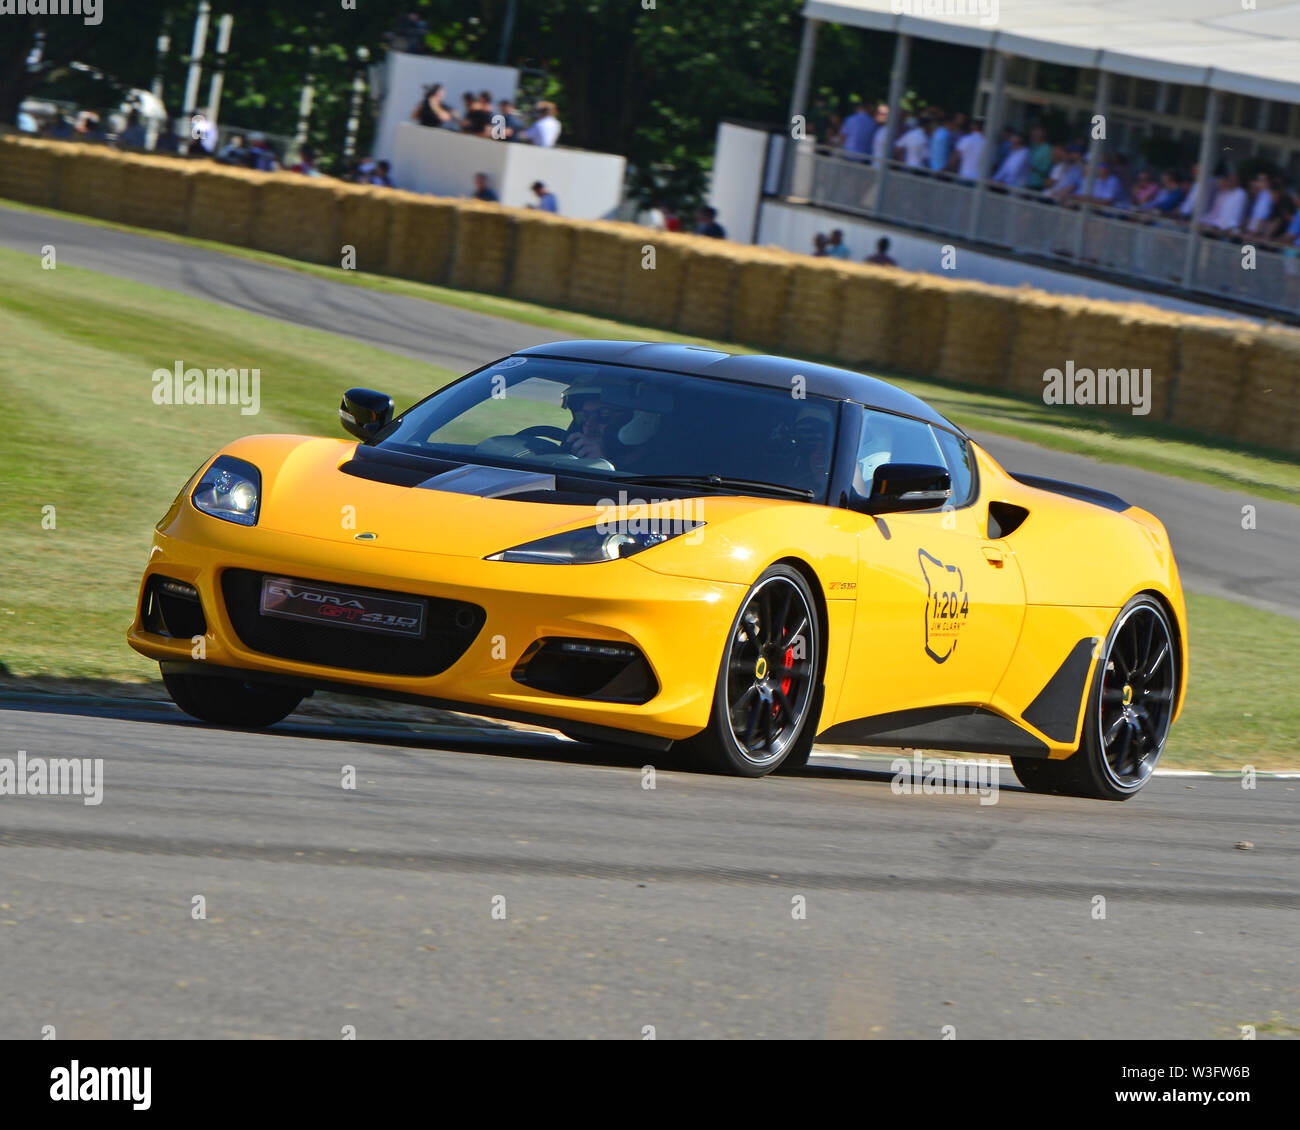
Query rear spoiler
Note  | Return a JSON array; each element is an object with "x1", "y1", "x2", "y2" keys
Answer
[{"x1": 1010, "y1": 473, "x2": 1130, "y2": 514}]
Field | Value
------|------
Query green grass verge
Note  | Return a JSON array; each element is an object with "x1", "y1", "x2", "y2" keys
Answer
[
  {"x1": 0, "y1": 243, "x2": 1297, "y2": 769},
  {"x1": 3, "y1": 196, "x2": 1298, "y2": 503}
]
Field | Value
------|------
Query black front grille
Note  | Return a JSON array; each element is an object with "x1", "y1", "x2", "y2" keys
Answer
[
  {"x1": 142, "y1": 575, "x2": 208, "y2": 639},
  {"x1": 513, "y1": 638, "x2": 657, "y2": 704},
  {"x1": 221, "y1": 569, "x2": 484, "y2": 676}
]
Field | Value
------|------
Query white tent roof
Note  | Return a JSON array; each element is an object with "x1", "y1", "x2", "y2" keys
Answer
[{"x1": 802, "y1": 0, "x2": 1300, "y2": 102}]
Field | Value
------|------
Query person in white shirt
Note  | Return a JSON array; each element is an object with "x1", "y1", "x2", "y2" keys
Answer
[
  {"x1": 894, "y1": 118, "x2": 928, "y2": 167},
  {"x1": 991, "y1": 132, "x2": 1030, "y2": 188},
  {"x1": 523, "y1": 101, "x2": 561, "y2": 147},
  {"x1": 953, "y1": 120, "x2": 984, "y2": 179},
  {"x1": 1246, "y1": 172, "x2": 1277, "y2": 235},
  {"x1": 1200, "y1": 173, "x2": 1248, "y2": 233}
]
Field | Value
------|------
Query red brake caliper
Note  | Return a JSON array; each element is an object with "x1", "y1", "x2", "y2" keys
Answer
[{"x1": 778, "y1": 646, "x2": 794, "y2": 713}]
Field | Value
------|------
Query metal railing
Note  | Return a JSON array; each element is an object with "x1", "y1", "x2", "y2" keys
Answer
[{"x1": 783, "y1": 141, "x2": 1298, "y2": 316}]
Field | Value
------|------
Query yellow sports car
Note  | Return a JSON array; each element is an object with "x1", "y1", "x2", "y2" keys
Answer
[{"x1": 128, "y1": 340, "x2": 1187, "y2": 799}]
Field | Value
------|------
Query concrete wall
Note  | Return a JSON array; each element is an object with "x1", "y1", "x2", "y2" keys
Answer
[
  {"x1": 757, "y1": 200, "x2": 1259, "y2": 323},
  {"x1": 708, "y1": 123, "x2": 768, "y2": 245},
  {"x1": 393, "y1": 123, "x2": 626, "y2": 220}
]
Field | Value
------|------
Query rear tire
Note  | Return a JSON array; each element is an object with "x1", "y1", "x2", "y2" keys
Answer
[
  {"x1": 162, "y1": 670, "x2": 303, "y2": 729},
  {"x1": 679, "y1": 565, "x2": 822, "y2": 778},
  {"x1": 1012, "y1": 595, "x2": 1178, "y2": 801}
]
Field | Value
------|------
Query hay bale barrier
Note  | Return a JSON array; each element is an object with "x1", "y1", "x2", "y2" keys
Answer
[
  {"x1": 0, "y1": 134, "x2": 1297, "y2": 453},
  {"x1": 730, "y1": 247, "x2": 793, "y2": 349},
  {"x1": 938, "y1": 282, "x2": 1016, "y2": 387},
  {"x1": 676, "y1": 244, "x2": 739, "y2": 340},
  {"x1": 782, "y1": 261, "x2": 844, "y2": 358},
  {"x1": 1006, "y1": 293, "x2": 1072, "y2": 399},
  {"x1": 1236, "y1": 328, "x2": 1300, "y2": 451},
  {"x1": 618, "y1": 231, "x2": 691, "y2": 329},
  {"x1": 187, "y1": 166, "x2": 264, "y2": 246},
  {"x1": 1171, "y1": 320, "x2": 1254, "y2": 433},
  {"x1": 511, "y1": 211, "x2": 576, "y2": 305},
  {"x1": 833, "y1": 265, "x2": 901, "y2": 369},
  {"x1": 890, "y1": 274, "x2": 950, "y2": 378},
  {"x1": 0, "y1": 136, "x2": 61, "y2": 207},
  {"x1": 56, "y1": 145, "x2": 128, "y2": 221},
  {"x1": 566, "y1": 223, "x2": 633, "y2": 317},
  {"x1": 335, "y1": 183, "x2": 393, "y2": 275},
  {"x1": 449, "y1": 203, "x2": 515, "y2": 293},
  {"x1": 117, "y1": 154, "x2": 197, "y2": 235},
  {"x1": 1058, "y1": 303, "x2": 1180, "y2": 420},
  {"x1": 249, "y1": 177, "x2": 344, "y2": 264},
  {"x1": 384, "y1": 192, "x2": 457, "y2": 283}
]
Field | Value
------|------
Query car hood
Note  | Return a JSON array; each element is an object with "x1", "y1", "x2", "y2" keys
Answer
[{"x1": 218, "y1": 434, "x2": 757, "y2": 558}]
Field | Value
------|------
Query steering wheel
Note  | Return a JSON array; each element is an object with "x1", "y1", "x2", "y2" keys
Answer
[{"x1": 515, "y1": 425, "x2": 568, "y2": 446}]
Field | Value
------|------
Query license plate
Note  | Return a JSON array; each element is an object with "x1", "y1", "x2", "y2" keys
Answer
[{"x1": 258, "y1": 577, "x2": 426, "y2": 639}]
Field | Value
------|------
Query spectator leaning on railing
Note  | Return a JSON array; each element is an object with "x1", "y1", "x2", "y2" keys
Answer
[
  {"x1": 1200, "y1": 172, "x2": 1248, "y2": 235},
  {"x1": 991, "y1": 132, "x2": 1030, "y2": 188},
  {"x1": 952, "y1": 118, "x2": 984, "y2": 179},
  {"x1": 1026, "y1": 125, "x2": 1053, "y2": 192},
  {"x1": 894, "y1": 116, "x2": 929, "y2": 167},
  {"x1": 838, "y1": 100, "x2": 876, "y2": 161},
  {"x1": 928, "y1": 113, "x2": 953, "y2": 173}
]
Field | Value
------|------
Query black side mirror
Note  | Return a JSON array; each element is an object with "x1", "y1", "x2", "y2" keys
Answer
[
  {"x1": 340, "y1": 388, "x2": 394, "y2": 443},
  {"x1": 852, "y1": 463, "x2": 951, "y2": 514}
]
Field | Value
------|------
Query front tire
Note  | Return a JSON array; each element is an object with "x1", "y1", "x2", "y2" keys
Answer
[
  {"x1": 1012, "y1": 595, "x2": 1178, "y2": 801},
  {"x1": 679, "y1": 565, "x2": 822, "y2": 777},
  {"x1": 163, "y1": 670, "x2": 303, "y2": 729}
]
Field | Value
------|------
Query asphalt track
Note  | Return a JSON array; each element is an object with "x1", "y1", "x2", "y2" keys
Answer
[
  {"x1": 1, "y1": 203, "x2": 1297, "y2": 1039},
  {"x1": 1, "y1": 697, "x2": 1297, "y2": 1039}
]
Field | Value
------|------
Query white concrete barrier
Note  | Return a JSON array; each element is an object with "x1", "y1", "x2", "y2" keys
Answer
[{"x1": 392, "y1": 122, "x2": 626, "y2": 220}]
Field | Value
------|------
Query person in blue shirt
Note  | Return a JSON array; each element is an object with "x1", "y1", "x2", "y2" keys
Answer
[
  {"x1": 693, "y1": 205, "x2": 726, "y2": 238},
  {"x1": 928, "y1": 113, "x2": 952, "y2": 173},
  {"x1": 1140, "y1": 171, "x2": 1186, "y2": 216},
  {"x1": 826, "y1": 229, "x2": 852, "y2": 259},
  {"x1": 529, "y1": 181, "x2": 558, "y2": 213},
  {"x1": 837, "y1": 100, "x2": 877, "y2": 161}
]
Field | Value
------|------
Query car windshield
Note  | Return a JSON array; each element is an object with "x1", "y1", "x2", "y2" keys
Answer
[{"x1": 376, "y1": 357, "x2": 840, "y2": 499}]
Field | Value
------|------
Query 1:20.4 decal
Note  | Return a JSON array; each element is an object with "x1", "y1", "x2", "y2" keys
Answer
[
  {"x1": 931, "y1": 590, "x2": 969, "y2": 620},
  {"x1": 919, "y1": 549, "x2": 970, "y2": 664}
]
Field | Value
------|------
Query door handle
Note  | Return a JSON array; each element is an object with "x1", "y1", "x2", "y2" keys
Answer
[{"x1": 982, "y1": 546, "x2": 1006, "y2": 567}]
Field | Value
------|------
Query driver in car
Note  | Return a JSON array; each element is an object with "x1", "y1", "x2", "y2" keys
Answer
[{"x1": 560, "y1": 381, "x2": 658, "y2": 469}]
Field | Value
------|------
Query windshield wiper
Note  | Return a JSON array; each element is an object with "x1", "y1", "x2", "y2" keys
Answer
[{"x1": 614, "y1": 473, "x2": 815, "y2": 501}]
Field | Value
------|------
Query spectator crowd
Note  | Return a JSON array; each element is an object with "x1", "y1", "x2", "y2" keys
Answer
[
  {"x1": 411, "y1": 84, "x2": 561, "y2": 147},
  {"x1": 807, "y1": 97, "x2": 1300, "y2": 253}
]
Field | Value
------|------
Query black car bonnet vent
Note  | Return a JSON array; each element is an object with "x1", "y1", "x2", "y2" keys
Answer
[{"x1": 417, "y1": 465, "x2": 557, "y2": 498}]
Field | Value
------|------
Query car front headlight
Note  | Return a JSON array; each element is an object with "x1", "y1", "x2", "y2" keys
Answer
[
  {"x1": 191, "y1": 456, "x2": 261, "y2": 526},
  {"x1": 487, "y1": 521, "x2": 703, "y2": 564}
]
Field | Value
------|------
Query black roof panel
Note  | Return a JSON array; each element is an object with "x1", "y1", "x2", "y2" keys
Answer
[{"x1": 511, "y1": 340, "x2": 961, "y2": 432}]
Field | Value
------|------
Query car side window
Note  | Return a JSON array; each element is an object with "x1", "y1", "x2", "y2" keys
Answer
[
  {"x1": 853, "y1": 408, "x2": 943, "y2": 496},
  {"x1": 931, "y1": 426, "x2": 975, "y2": 508}
]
